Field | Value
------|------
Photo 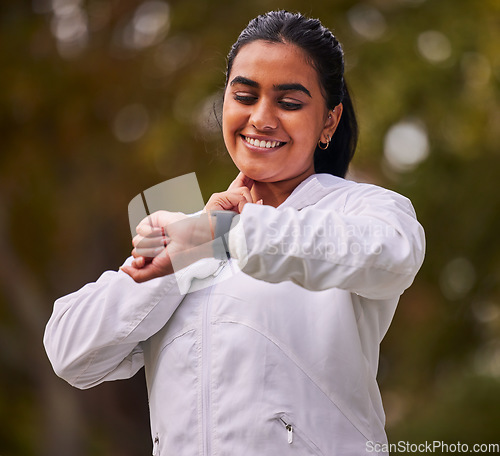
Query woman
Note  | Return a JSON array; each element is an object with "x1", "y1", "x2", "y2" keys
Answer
[{"x1": 44, "y1": 11, "x2": 425, "y2": 456}]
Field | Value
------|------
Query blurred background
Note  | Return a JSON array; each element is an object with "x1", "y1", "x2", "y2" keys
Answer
[{"x1": 1, "y1": 0, "x2": 499, "y2": 455}]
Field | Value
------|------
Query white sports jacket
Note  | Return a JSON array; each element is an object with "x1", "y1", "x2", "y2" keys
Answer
[{"x1": 44, "y1": 174, "x2": 425, "y2": 456}]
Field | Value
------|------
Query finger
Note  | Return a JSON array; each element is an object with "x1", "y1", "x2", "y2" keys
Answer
[
  {"x1": 132, "y1": 234, "x2": 144, "y2": 248},
  {"x1": 136, "y1": 215, "x2": 155, "y2": 234},
  {"x1": 228, "y1": 172, "x2": 254, "y2": 191},
  {"x1": 237, "y1": 199, "x2": 246, "y2": 213},
  {"x1": 238, "y1": 186, "x2": 253, "y2": 204},
  {"x1": 233, "y1": 185, "x2": 254, "y2": 212},
  {"x1": 120, "y1": 265, "x2": 161, "y2": 283},
  {"x1": 131, "y1": 256, "x2": 146, "y2": 269},
  {"x1": 205, "y1": 187, "x2": 254, "y2": 212},
  {"x1": 136, "y1": 224, "x2": 163, "y2": 237},
  {"x1": 237, "y1": 188, "x2": 256, "y2": 212},
  {"x1": 134, "y1": 246, "x2": 165, "y2": 258},
  {"x1": 134, "y1": 234, "x2": 167, "y2": 249},
  {"x1": 121, "y1": 255, "x2": 171, "y2": 282},
  {"x1": 132, "y1": 247, "x2": 158, "y2": 259},
  {"x1": 219, "y1": 192, "x2": 250, "y2": 212}
]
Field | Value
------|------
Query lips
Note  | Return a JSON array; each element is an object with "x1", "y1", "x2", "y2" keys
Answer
[{"x1": 242, "y1": 135, "x2": 286, "y2": 149}]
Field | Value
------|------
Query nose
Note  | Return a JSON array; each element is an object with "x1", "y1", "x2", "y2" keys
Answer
[{"x1": 250, "y1": 99, "x2": 279, "y2": 131}]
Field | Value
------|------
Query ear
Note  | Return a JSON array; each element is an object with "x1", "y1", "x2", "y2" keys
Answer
[{"x1": 320, "y1": 103, "x2": 343, "y2": 142}]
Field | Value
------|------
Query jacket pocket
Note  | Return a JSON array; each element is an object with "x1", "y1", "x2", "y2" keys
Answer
[{"x1": 276, "y1": 414, "x2": 324, "y2": 455}]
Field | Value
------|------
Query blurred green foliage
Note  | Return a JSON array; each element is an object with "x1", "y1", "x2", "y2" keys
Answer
[{"x1": 1, "y1": 0, "x2": 499, "y2": 455}]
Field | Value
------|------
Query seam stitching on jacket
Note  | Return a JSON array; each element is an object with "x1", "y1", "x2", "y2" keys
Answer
[
  {"x1": 146, "y1": 328, "x2": 197, "y2": 396},
  {"x1": 71, "y1": 277, "x2": 185, "y2": 385},
  {"x1": 215, "y1": 319, "x2": 373, "y2": 442}
]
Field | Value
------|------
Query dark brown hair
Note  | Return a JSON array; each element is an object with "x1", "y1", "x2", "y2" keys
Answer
[{"x1": 225, "y1": 10, "x2": 358, "y2": 177}]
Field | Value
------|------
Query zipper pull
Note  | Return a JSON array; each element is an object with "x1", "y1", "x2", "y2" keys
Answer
[
  {"x1": 152, "y1": 435, "x2": 159, "y2": 456},
  {"x1": 213, "y1": 260, "x2": 227, "y2": 277},
  {"x1": 280, "y1": 418, "x2": 293, "y2": 444},
  {"x1": 286, "y1": 424, "x2": 294, "y2": 444}
]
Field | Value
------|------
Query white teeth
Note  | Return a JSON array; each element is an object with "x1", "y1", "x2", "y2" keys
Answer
[{"x1": 244, "y1": 136, "x2": 282, "y2": 149}]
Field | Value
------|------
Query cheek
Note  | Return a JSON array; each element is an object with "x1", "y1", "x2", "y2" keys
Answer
[
  {"x1": 302, "y1": 113, "x2": 327, "y2": 144},
  {"x1": 222, "y1": 102, "x2": 238, "y2": 141},
  {"x1": 292, "y1": 120, "x2": 320, "y2": 148},
  {"x1": 221, "y1": 104, "x2": 232, "y2": 147}
]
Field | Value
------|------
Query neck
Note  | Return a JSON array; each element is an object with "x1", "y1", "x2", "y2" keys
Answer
[{"x1": 250, "y1": 171, "x2": 314, "y2": 207}]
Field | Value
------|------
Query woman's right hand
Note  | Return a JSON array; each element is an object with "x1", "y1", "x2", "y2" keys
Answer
[
  {"x1": 204, "y1": 172, "x2": 261, "y2": 213},
  {"x1": 120, "y1": 211, "x2": 188, "y2": 282}
]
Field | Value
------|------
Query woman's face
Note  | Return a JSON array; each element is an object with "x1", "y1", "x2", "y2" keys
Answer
[{"x1": 222, "y1": 40, "x2": 339, "y2": 184}]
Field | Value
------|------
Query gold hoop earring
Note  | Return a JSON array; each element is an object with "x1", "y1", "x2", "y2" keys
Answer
[{"x1": 318, "y1": 135, "x2": 330, "y2": 150}]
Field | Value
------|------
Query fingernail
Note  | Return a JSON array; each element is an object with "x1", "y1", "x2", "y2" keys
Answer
[{"x1": 257, "y1": 199, "x2": 263, "y2": 204}]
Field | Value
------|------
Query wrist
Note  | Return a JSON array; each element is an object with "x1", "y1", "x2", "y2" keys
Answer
[{"x1": 209, "y1": 210, "x2": 238, "y2": 259}]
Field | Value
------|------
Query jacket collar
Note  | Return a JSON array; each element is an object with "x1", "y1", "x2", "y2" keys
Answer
[{"x1": 277, "y1": 173, "x2": 346, "y2": 211}]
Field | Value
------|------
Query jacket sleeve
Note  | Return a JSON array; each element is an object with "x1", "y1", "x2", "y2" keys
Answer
[
  {"x1": 43, "y1": 257, "x2": 200, "y2": 389},
  {"x1": 228, "y1": 185, "x2": 425, "y2": 300}
]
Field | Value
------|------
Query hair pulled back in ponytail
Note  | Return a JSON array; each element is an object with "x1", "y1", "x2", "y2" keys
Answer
[{"x1": 225, "y1": 10, "x2": 358, "y2": 178}]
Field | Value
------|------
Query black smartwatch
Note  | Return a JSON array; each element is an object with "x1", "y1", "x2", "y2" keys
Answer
[{"x1": 211, "y1": 210, "x2": 238, "y2": 260}]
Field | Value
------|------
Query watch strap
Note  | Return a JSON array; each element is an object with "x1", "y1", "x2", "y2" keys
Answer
[{"x1": 212, "y1": 210, "x2": 237, "y2": 259}]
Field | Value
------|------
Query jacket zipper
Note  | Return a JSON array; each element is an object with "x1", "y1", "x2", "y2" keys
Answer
[
  {"x1": 279, "y1": 417, "x2": 294, "y2": 443},
  {"x1": 278, "y1": 415, "x2": 323, "y2": 455},
  {"x1": 201, "y1": 289, "x2": 212, "y2": 455},
  {"x1": 201, "y1": 261, "x2": 226, "y2": 455},
  {"x1": 201, "y1": 260, "x2": 227, "y2": 456},
  {"x1": 213, "y1": 259, "x2": 226, "y2": 277}
]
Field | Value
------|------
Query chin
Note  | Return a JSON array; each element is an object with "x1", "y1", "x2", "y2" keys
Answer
[{"x1": 239, "y1": 168, "x2": 277, "y2": 183}]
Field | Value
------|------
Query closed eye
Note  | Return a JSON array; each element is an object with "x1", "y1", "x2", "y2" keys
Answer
[
  {"x1": 234, "y1": 94, "x2": 257, "y2": 104},
  {"x1": 279, "y1": 100, "x2": 302, "y2": 111},
  {"x1": 233, "y1": 93, "x2": 303, "y2": 110}
]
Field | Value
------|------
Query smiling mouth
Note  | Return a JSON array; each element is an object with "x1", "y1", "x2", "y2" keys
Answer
[{"x1": 242, "y1": 135, "x2": 286, "y2": 149}]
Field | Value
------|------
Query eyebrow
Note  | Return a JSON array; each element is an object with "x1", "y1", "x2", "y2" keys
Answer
[{"x1": 230, "y1": 76, "x2": 312, "y2": 98}]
